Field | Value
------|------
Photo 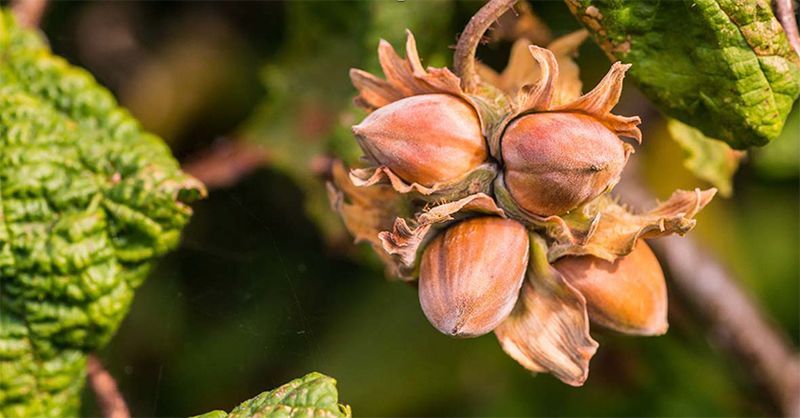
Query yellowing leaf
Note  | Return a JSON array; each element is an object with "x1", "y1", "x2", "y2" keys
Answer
[
  {"x1": 568, "y1": 0, "x2": 800, "y2": 148},
  {"x1": 667, "y1": 119, "x2": 746, "y2": 197}
]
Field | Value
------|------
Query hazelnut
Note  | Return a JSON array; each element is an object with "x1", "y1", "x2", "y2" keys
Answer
[
  {"x1": 553, "y1": 241, "x2": 667, "y2": 335},
  {"x1": 353, "y1": 94, "x2": 487, "y2": 186},
  {"x1": 419, "y1": 217, "x2": 529, "y2": 337},
  {"x1": 501, "y1": 112, "x2": 629, "y2": 216}
]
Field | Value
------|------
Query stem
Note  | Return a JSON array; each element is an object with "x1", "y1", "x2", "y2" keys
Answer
[
  {"x1": 10, "y1": 0, "x2": 48, "y2": 28},
  {"x1": 454, "y1": 0, "x2": 518, "y2": 92},
  {"x1": 87, "y1": 355, "x2": 131, "y2": 418},
  {"x1": 618, "y1": 164, "x2": 800, "y2": 417},
  {"x1": 775, "y1": 0, "x2": 800, "y2": 57},
  {"x1": 182, "y1": 138, "x2": 270, "y2": 189},
  {"x1": 652, "y1": 237, "x2": 800, "y2": 417}
]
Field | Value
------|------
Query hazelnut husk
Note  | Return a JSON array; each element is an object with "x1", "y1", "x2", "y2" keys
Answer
[
  {"x1": 500, "y1": 112, "x2": 631, "y2": 216},
  {"x1": 553, "y1": 241, "x2": 667, "y2": 335},
  {"x1": 418, "y1": 217, "x2": 529, "y2": 337},
  {"x1": 353, "y1": 94, "x2": 487, "y2": 186}
]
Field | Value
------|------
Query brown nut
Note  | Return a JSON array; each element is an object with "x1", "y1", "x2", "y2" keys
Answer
[
  {"x1": 501, "y1": 112, "x2": 629, "y2": 216},
  {"x1": 419, "y1": 217, "x2": 529, "y2": 337},
  {"x1": 353, "y1": 94, "x2": 487, "y2": 186},
  {"x1": 553, "y1": 241, "x2": 667, "y2": 336}
]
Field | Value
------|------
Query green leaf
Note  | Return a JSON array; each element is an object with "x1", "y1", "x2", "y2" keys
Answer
[
  {"x1": 195, "y1": 372, "x2": 351, "y2": 418},
  {"x1": 0, "y1": 10, "x2": 204, "y2": 416},
  {"x1": 192, "y1": 411, "x2": 229, "y2": 418},
  {"x1": 568, "y1": 0, "x2": 800, "y2": 149},
  {"x1": 666, "y1": 118, "x2": 744, "y2": 197}
]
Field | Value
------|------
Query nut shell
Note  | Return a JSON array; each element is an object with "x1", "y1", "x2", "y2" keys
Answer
[
  {"x1": 353, "y1": 94, "x2": 486, "y2": 186},
  {"x1": 501, "y1": 112, "x2": 628, "y2": 216},
  {"x1": 419, "y1": 217, "x2": 529, "y2": 337},
  {"x1": 553, "y1": 241, "x2": 667, "y2": 335}
]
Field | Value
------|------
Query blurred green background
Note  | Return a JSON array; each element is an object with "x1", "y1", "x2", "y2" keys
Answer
[{"x1": 29, "y1": 1, "x2": 799, "y2": 416}]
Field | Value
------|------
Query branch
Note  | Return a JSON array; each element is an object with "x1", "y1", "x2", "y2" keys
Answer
[
  {"x1": 87, "y1": 355, "x2": 131, "y2": 418},
  {"x1": 654, "y1": 237, "x2": 800, "y2": 416},
  {"x1": 618, "y1": 166, "x2": 800, "y2": 417},
  {"x1": 10, "y1": 0, "x2": 47, "y2": 28},
  {"x1": 453, "y1": 0, "x2": 518, "y2": 92},
  {"x1": 775, "y1": 0, "x2": 800, "y2": 57},
  {"x1": 182, "y1": 138, "x2": 270, "y2": 189}
]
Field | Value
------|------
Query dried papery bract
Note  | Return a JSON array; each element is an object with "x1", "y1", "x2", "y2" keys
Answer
[
  {"x1": 353, "y1": 94, "x2": 486, "y2": 186},
  {"x1": 477, "y1": 30, "x2": 589, "y2": 107},
  {"x1": 495, "y1": 233, "x2": 598, "y2": 386},
  {"x1": 419, "y1": 217, "x2": 529, "y2": 337},
  {"x1": 327, "y1": 161, "x2": 410, "y2": 277},
  {"x1": 554, "y1": 241, "x2": 668, "y2": 335},
  {"x1": 377, "y1": 193, "x2": 506, "y2": 279},
  {"x1": 547, "y1": 188, "x2": 718, "y2": 262}
]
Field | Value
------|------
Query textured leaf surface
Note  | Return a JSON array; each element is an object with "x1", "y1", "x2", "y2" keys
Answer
[
  {"x1": 568, "y1": 0, "x2": 800, "y2": 149},
  {"x1": 196, "y1": 372, "x2": 351, "y2": 418},
  {"x1": 667, "y1": 119, "x2": 745, "y2": 197},
  {"x1": 0, "y1": 10, "x2": 204, "y2": 417}
]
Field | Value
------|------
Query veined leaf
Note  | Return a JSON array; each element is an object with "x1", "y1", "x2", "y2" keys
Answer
[
  {"x1": 193, "y1": 372, "x2": 351, "y2": 418},
  {"x1": 0, "y1": 10, "x2": 204, "y2": 416},
  {"x1": 568, "y1": 0, "x2": 800, "y2": 149}
]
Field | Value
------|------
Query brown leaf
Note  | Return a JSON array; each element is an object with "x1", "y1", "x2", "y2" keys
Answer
[
  {"x1": 378, "y1": 193, "x2": 505, "y2": 279},
  {"x1": 327, "y1": 161, "x2": 409, "y2": 276},
  {"x1": 489, "y1": 1, "x2": 552, "y2": 46},
  {"x1": 477, "y1": 30, "x2": 587, "y2": 102},
  {"x1": 349, "y1": 162, "x2": 497, "y2": 202},
  {"x1": 351, "y1": 30, "x2": 470, "y2": 113},
  {"x1": 548, "y1": 188, "x2": 717, "y2": 262},
  {"x1": 517, "y1": 46, "x2": 558, "y2": 111},
  {"x1": 548, "y1": 30, "x2": 589, "y2": 105},
  {"x1": 495, "y1": 233, "x2": 598, "y2": 386},
  {"x1": 477, "y1": 38, "x2": 540, "y2": 95},
  {"x1": 349, "y1": 68, "x2": 403, "y2": 111},
  {"x1": 553, "y1": 62, "x2": 641, "y2": 142}
]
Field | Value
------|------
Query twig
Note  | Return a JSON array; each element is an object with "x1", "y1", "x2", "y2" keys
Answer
[
  {"x1": 9, "y1": 0, "x2": 47, "y2": 28},
  {"x1": 775, "y1": 0, "x2": 800, "y2": 57},
  {"x1": 618, "y1": 165, "x2": 800, "y2": 417},
  {"x1": 87, "y1": 355, "x2": 131, "y2": 418},
  {"x1": 655, "y1": 237, "x2": 800, "y2": 416},
  {"x1": 182, "y1": 138, "x2": 270, "y2": 189},
  {"x1": 453, "y1": 0, "x2": 518, "y2": 92}
]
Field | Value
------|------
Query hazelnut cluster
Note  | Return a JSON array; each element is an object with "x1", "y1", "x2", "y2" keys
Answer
[{"x1": 328, "y1": 31, "x2": 715, "y2": 386}]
